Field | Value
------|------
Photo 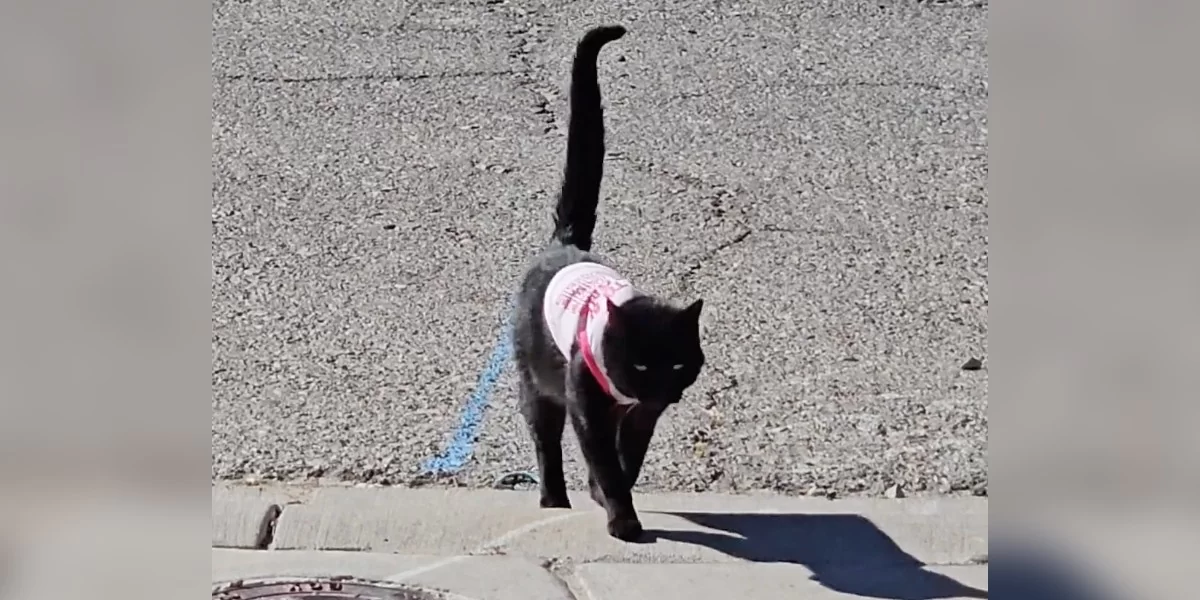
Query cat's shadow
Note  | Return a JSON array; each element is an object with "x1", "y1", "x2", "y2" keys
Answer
[{"x1": 641, "y1": 512, "x2": 988, "y2": 600}]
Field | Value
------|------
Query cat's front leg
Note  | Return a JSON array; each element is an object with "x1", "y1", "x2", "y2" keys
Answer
[
  {"x1": 616, "y1": 402, "x2": 664, "y2": 490},
  {"x1": 587, "y1": 403, "x2": 659, "y2": 507},
  {"x1": 567, "y1": 375, "x2": 643, "y2": 541}
]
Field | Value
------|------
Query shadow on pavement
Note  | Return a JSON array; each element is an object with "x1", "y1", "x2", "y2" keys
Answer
[
  {"x1": 647, "y1": 512, "x2": 988, "y2": 600},
  {"x1": 988, "y1": 536, "x2": 1122, "y2": 600}
]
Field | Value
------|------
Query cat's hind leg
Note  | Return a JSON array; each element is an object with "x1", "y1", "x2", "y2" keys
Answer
[{"x1": 519, "y1": 376, "x2": 571, "y2": 509}]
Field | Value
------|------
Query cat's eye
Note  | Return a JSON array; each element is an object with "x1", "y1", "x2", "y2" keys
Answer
[
  {"x1": 672, "y1": 364, "x2": 684, "y2": 370},
  {"x1": 633, "y1": 364, "x2": 648, "y2": 371}
]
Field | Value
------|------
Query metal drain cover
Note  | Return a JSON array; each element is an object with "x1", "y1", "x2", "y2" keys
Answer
[{"x1": 213, "y1": 578, "x2": 453, "y2": 600}]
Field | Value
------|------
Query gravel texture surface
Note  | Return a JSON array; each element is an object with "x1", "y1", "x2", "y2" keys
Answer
[{"x1": 212, "y1": 0, "x2": 988, "y2": 499}]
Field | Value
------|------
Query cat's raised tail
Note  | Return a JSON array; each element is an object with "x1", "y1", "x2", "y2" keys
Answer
[{"x1": 552, "y1": 25, "x2": 626, "y2": 252}]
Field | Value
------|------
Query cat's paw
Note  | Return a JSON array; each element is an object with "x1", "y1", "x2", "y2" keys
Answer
[
  {"x1": 539, "y1": 494, "x2": 572, "y2": 509},
  {"x1": 606, "y1": 515, "x2": 644, "y2": 542}
]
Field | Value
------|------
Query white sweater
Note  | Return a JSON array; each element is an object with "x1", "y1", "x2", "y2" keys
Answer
[{"x1": 542, "y1": 261, "x2": 638, "y2": 404}]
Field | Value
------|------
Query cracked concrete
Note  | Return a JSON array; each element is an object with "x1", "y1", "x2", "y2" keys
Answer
[
  {"x1": 212, "y1": 0, "x2": 988, "y2": 499},
  {"x1": 677, "y1": 228, "x2": 754, "y2": 295},
  {"x1": 212, "y1": 484, "x2": 989, "y2": 598},
  {"x1": 215, "y1": 69, "x2": 522, "y2": 84}
]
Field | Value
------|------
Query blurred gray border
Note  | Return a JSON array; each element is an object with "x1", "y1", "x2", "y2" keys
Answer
[
  {"x1": 0, "y1": 0, "x2": 210, "y2": 596},
  {"x1": 994, "y1": 0, "x2": 1199, "y2": 598},
  {"x1": 3, "y1": 0, "x2": 1197, "y2": 597}
]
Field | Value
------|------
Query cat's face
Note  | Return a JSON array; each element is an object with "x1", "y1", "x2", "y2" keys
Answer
[{"x1": 601, "y1": 296, "x2": 706, "y2": 406}]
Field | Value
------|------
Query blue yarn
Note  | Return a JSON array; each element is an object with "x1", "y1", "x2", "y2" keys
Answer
[{"x1": 420, "y1": 303, "x2": 515, "y2": 475}]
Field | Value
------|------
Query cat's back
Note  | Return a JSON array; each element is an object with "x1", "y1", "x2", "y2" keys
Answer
[
  {"x1": 513, "y1": 244, "x2": 607, "y2": 361},
  {"x1": 517, "y1": 243, "x2": 604, "y2": 303}
]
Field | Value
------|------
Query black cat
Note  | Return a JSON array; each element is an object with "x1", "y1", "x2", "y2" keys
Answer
[{"x1": 511, "y1": 25, "x2": 706, "y2": 542}]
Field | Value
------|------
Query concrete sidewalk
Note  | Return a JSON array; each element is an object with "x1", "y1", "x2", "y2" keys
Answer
[{"x1": 212, "y1": 483, "x2": 988, "y2": 599}]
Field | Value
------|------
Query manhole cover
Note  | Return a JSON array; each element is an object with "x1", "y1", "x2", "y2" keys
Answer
[{"x1": 213, "y1": 578, "x2": 456, "y2": 600}]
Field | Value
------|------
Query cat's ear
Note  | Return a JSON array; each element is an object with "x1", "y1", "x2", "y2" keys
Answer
[
  {"x1": 606, "y1": 297, "x2": 624, "y2": 327},
  {"x1": 680, "y1": 298, "x2": 704, "y2": 324}
]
